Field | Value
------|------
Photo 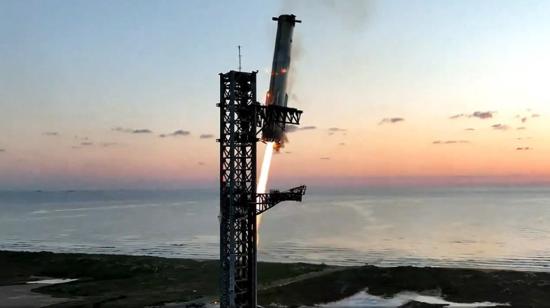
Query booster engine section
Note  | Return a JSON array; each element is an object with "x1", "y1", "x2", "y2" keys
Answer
[{"x1": 262, "y1": 14, "x2": 301, "y2": 147}]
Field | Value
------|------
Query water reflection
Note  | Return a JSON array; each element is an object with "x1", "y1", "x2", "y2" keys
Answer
[{"x1": 1, "y1": 187, "x2": 550, "y2": 271}]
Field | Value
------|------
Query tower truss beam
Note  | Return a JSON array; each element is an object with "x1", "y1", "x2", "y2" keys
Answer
[{"x1": 218, "y1": 71, "x2": 305, "y2": 308}]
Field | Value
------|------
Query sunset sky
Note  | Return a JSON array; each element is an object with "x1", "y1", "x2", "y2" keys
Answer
[{"x1": 1, "y1": 0, "x2": 550, "y2": 190}]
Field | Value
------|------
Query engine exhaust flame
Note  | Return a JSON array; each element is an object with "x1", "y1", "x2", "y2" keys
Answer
[{"x1": 256, "y1": 142, "x2": 274, "y2": 246}]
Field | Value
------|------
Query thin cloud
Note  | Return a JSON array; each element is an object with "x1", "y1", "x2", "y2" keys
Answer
[
  {"x1": 112, "y1": 127, "x2": 153, "y2": 134},
  {"x1": 133, "y1": 129, "x2": 152, "y2": 134},
  {"x1": 328, "y1": 127, "x2": 347, "y2": 132},
  {"x1": 112, "y1": 127, "x2": 132, "y2": 133},
  {"x1": 464, "y1": 128, "x2": 476, "y2": 131},
  {"x1": 80, "y1": 142, "x2": 93, "y2": 146},
  {"x1": 199, "y1": 134, "x2": 214, "y2": 139},
  {"x1": 320, "y1": 157, "x2": 331, "y2": 160},
  {"x1": 339, "y1": 142, "x2": 346, "y2": 146},
  {"x1": 472, "y1": 111, "x2": 494, "y2": 119},
  {"x1": 516, "y1": 112, "x2": 540, "y2": 122},
  {"x1": 43, "y1": 132, "x2": 59, "y2": 136},
  {"x1": 517, "y1": 127, "x2": 526, "y2": 130},
  {"x1": 159, "y1": 130, "x2": 190, "y2": 138},
  {"x1": 327, "y1": 127, "x2": 346, "y2": 135},
  {"x1": 516, "y1": 147, "x2": 532, "y2": 151},
  {"x1": 491, "y1": 124, "x2": 510, "y2": 131},
  {"x1": 172, "y1": 130, "x2": 190, "y2": 136},
  {"x1": 450, "y1": 111, "x2": 495, "y2": 120},
  {"x1": 0, "y1": 149, "x2": 5, "y2": 153},
  {"x1": 286, "y1": 125, "x2": 317, "y2": 133},
  {"x1": 100, "y1": 142, "x2": 118, "y2": 147},
  {"x1": 286, "y1": 125, "x2": 299, "y2": 133},
  {"x1": 432, "y1": 140, "x2": 470, "y2": 144},
  {"x1": 378, "y1": 117, "x2": 404, "y2": 125}
]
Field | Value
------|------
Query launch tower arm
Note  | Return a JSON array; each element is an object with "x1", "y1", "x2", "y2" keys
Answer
[
  {"x1": 257, "y1": 105, "x2": 303, "y2": 140},
  {"x1": 255, "y1": 185, "x2": 306, "y2": 215},
  {"x1": 263, "y1": 105, "x2": 302, "y2": 124}
]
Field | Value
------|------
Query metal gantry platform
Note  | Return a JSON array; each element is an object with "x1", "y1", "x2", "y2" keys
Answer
[{"x1": 218, "y1": 70, "x2": 305, "y2": 308}]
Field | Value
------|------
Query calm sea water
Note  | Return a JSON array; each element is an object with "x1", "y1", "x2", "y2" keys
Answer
[{"x1": 1, "y1": 186, "x2": 550, "y2": 271}]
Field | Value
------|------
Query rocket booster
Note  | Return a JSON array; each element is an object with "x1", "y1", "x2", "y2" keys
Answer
[
  {"x1": 266, "y1": 14, "x2": 300, "y2": 107},
  {"x1": 262, "y1": 14, "x2": 301, "y2": 145}
]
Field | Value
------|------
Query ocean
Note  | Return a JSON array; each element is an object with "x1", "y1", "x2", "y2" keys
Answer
[{"x1": 1, "y1": 186, "x2": 549, "y2": 271}]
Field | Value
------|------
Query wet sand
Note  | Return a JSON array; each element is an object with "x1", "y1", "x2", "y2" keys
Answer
[
  {"x1": 0, "y1": 282, "x2": 74, "y2": 308},
  {"x1": 2, "y1": 250, "x2": 550, "y2": 307}
]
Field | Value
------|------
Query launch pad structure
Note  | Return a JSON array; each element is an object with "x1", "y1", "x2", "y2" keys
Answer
[
  {"x1": 218, "y1": 70, "x2": 305, "y2": 308},
  {"x1": 218, "y1": 14, "x2": 304, "y2": 308}
]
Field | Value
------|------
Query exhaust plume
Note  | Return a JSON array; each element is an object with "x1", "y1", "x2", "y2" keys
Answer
[{"x1": 256, "y1": 142, "x2": 275, "y2": 246}]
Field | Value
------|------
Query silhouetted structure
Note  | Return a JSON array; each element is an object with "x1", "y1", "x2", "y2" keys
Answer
[{"x1": 218, "y1": 70, "x2": 304, "y2": 307}]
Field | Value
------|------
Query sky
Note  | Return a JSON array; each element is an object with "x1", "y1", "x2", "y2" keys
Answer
[{"x1": 1, "y1": 0, "x2": 550, "y2": 190}]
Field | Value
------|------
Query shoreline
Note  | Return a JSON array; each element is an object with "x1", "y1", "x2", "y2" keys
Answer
[
  {"x1": 3, "y1": 247, "x2": 549, "y2": 273},
  {"x1": 2, "y1": 250, "x2": 550, "y2": 307}
]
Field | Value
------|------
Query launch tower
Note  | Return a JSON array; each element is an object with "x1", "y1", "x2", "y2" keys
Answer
[
  {"x1": 218, "y1": 71, "x2": 305, "y2": 308},
  {"x1": 218, "y1": 14, "x2": 304, "y2": 308}
]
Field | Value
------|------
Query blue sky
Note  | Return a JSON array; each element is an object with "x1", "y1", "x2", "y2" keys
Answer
[{"x1": 1, "y1": 0, "x2": 550, "y2": 189}]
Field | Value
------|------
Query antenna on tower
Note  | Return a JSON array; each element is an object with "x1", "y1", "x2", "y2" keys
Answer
[{"x1": 238, "y1": 45, "x2": 242, "y2": 71}]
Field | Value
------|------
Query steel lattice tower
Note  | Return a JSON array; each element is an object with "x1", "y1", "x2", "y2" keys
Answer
[
  {"x1": 218, "y1": 70, "x2": 305, "y2": 308},
  {"x1": 219, "y1": 71, "x2": 259, "y2": 307}
]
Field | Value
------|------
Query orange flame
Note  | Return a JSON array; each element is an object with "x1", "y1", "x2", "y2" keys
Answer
[
  {"x1": 273, "y1": 142, "x2": 283, "y2": 152},
  {"x1": 265, "y1": 91, "x2": 273, "y2": 105}
]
